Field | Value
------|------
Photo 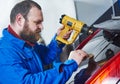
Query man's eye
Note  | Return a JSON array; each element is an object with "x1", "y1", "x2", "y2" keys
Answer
[{"x1": 35, "y1": 21, "x2": 41, "y2": 25}]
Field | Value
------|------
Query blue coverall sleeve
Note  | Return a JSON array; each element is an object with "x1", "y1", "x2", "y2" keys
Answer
[
  {"x1": 0, "y1": 48, "x2": 78, "y2": 84},
  {"x1": 37, "y1": 35, "x2": 65, "y2": 64}
]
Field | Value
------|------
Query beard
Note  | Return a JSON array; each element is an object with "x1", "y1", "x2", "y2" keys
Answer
[{"x1": 20, "y1": 21, "x2": 41, "y2": 43}]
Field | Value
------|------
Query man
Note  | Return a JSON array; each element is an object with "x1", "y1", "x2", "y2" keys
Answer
[{"x1": 0, "y1": 0, "x2": 88, "y2": 84}]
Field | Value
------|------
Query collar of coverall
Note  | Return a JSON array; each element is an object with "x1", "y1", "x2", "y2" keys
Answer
[{"x1": 8, "y1": 25, "x2": 35, "y2": 46}]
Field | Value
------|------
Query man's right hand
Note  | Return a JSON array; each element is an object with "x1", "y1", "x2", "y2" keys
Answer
[{"x1": 57, "y1": 25, "x2": 72, "y2": 40}]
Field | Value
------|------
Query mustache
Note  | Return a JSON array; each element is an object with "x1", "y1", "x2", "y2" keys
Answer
[{"x1": 36, "y1": 29, "x2": 41, "y2": 33}]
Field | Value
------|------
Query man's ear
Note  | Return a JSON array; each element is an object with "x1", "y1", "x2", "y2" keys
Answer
[{"x1": 16, "y1": 13, "x2": 25, "y2": 26}]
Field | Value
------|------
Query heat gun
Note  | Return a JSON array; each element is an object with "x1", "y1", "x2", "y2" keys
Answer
[{"x1": 56, "y1": 14, "x2": 94, "y2": 45}]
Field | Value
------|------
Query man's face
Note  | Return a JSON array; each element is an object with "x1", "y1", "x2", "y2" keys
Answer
[{"x1": 20, "y1": 7, "x2": 43, "y2": 43}]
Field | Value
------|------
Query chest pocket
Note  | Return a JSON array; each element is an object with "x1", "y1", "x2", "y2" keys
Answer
[{"x1": 18, "y1": 49, "x2": 41, "y2": 73}]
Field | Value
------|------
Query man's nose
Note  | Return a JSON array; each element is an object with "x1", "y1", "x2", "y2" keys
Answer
[{"x1": 38, "y1": 24, "x2": 44, "y2": 30}]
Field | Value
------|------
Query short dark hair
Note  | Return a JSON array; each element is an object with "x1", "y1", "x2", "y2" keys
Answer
[{"x1": 10, "y1": 0, "x2": 41, "y2": 23}]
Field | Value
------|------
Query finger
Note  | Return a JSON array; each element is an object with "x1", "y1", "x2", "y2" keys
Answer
[
  {"x1": 76, "y1": 50, "x2": 88, "y2": 57},
  {"x1": 64, "y1": 30, "x2": 72, "y2": 36},
  {"x1": 77, "y1": 49, "x2": 87, "y2": 55},
  {"x1": 59, "y1": 25, "x2": 65, "y2": 30}
]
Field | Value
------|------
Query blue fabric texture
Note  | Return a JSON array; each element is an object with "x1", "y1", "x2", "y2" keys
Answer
[{"x1": 0, "y1": 28, "x2": 78, "y2": 84}]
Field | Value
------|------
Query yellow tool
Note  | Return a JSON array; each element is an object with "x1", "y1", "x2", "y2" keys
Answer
[{"x1": 56, "y1": 14, "x2": 94, "y2": 45}]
